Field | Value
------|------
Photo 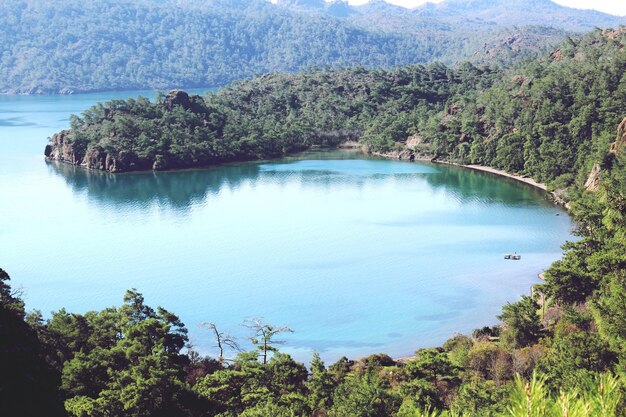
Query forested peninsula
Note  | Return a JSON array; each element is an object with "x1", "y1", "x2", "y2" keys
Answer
[
  {"x1": 47, "y1": 28, "x2": 625, "y2": 189},
  {"x1": 5, "y1": 25, "x2": 625, "y2": 417}
]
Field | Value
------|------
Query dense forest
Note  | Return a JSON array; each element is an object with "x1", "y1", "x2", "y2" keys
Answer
[
  {"x1": 8, "y1": 25, "x2": 625, "y2": 416},
  {"x1": 48, "y1": 27, "x2": 626, "y2": 191},
  {"x1": 3, "y1": 0, "x2": 621, "y2": 93},
  {"x1": 46, "y1": 63, "x2": 499, "y2": 171}
]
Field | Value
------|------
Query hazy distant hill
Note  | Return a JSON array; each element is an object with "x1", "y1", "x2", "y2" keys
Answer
[
  {"x1": 276, "y1": 0, "x2": 624, "y2": 32},
  {"x1": 412, "y1": 0, "x2": 624, "y2": 31},
  {"x1": 0, "y1": 0, "x2": 623, "y2": 93}
]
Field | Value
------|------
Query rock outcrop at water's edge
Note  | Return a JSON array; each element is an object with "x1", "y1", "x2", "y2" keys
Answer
[
  {"x1": 45, "y1": 130, "x2": 76, "y2": 164},
  {"x1": 45, "y1": 129, "x2": 129, "y2": 172},
  {"x1": 370, "y1": 134, "x2": 434, "y2": 162},
  {"x1": 43, "y1": 89, "x2": 360, "y2": 173},
  {"x1": 44, "y1": 90, "x2": 211, "y2": 173}
]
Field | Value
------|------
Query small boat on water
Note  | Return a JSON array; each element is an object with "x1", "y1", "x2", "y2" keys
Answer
[{"x1": 504, "y1": 253, "x2": 521, "y2": 260}]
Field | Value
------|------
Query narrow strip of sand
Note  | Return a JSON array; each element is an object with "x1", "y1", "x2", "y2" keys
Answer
[
  {"x1": 461, "y1": 164, "x2": 548, "y2": 191},
  {"x1": 456, "y1": 163, "x2": 570, "y2": 208},
  {"x1": 372, "y1": 153, "x2": 566, "y2": 206}
]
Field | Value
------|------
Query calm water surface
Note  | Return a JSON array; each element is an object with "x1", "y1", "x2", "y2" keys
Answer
[{"x1": 0, "y1": 91, "x2": 573, "y2": 362}]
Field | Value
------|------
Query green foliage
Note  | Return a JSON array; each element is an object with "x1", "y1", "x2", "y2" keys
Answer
[
  {"x1": 507, "y1": 372, "x2": 623, "y2": 417},
  {"x1": 537, "y1": 330, "x2": 616, "y2": 388},
  {"x1": 0, "y1": 0, "x2": 571, "y2": 94},
  {"x1": 507, "y1": 373, "x2": 553, "y2": 417},
  {"x1": 195, "y1": 351, "x2": 308, "y2": 416},
  {"x1": 543, "y1": 256, "x2": 598, "y2": 305},
  {"x1": 49, "y1": 29, "x2": 626, "y2": 184},
  {"x1": 308, "y1": 352, "x2": 335, "y2": 413},
  {"x1": 498, "y1": 296, "x2": 542, "y2": 349},
  {"x1": 0, "y1": 270, "x2": 66, "y2": 417},
  {"x1": 50, "y1": 290, "x2": 195, "y2": 417},
  {"x1": 466, "y1": 342, "x2": 512, "y2": 385},
  {"x1": 406, "y1": 349, "x2": 460, "y2": 387},
  {"x1": 443, "y1": 335, "x2": 473, "y2": 367},
  {"x1": 50, "y1": 63, "x2": 498, "y2": 171},
  {"x1": 328, "y1": 356, "x2": 356, "y2": 384},
  {"x1": 0, "y1": 268, "x2": 25, "y2": 317},
  {"x1": 451, "y1": 379, "x2": 508, "y2": 416},
  {"x1": 593, "y1": 270, "x2": 626, "y2": 359},
  {"x1": 424, "y1": 29, "x2": 626, "y2": 188},
  {"x1": 328, "y1": 371, "x2": 400, "y2": 417},
  {"x1": 238, "y1": 400, "x2": 303, "y2": 417},
  {"x1": 7, "y1": 20, "x2": 626, "y2": 417}
]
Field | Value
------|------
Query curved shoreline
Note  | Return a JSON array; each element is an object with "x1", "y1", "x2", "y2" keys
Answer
[
  {"x1": 431, "y1": 160, "x2": 547, "y2": 191},
  {"x1": 46, "y1": 146, "x2": 565, "y2": 364},
  {"x1": 459, "y1": 164, "x2": 548, "y2": 191},
  {"x1": 390, "y1": 161, "x2": 565, "y2": 362},
  {"x1": 336, "y1": 150, "x2": 570, "y2": 208},
  {"x1": 366, "y1": 149, "x2": 553, "y2": 194},
  {"x1": 431, "y1": 160, "x2": 571, "y2": 209}
]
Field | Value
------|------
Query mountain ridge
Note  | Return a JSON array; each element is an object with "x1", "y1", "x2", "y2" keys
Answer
[
  {"x1": 0, "y1": 0, "x2": 623, "y2": 93},
  {"x1": 272, "y1": 0, "x2": 625, "y2": 30}
]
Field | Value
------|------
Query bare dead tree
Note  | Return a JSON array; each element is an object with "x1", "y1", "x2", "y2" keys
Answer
[
  {"x1": 243, "y1": 318, "x2": 293, "y2": 364},
  {"x1": 9, "y1": 285, "x2": 25, "y2": 300},
  {"x1": 199, "y1": 322, "x2": 241, "y2": 366}
]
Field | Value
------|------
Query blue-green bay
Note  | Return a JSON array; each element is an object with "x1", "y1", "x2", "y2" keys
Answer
[{"x1": 0, "y1": 91, "x2": 572, "y2": 362}]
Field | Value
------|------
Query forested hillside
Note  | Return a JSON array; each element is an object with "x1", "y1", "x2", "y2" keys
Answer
[
  {"x1": 282, "y1": 0, "x2": 623, "y2": 32},
  {"x1": 16, "y1": 26, "x2": 626, "y2": 416},
  {"x1": 45, "y1": 63, "x2": 499, "y2": 171},
  {"x1": 416, "y1": 27, "x2": 626, "y2": 188},
  {"x1": 3, "y1": 0, "x2": 622, "y2": 93},
  {"x1": 0, "y1": 0, "x2": 422, "y2": 93},
  {"x1": 409, "y1": 0, "x2": 623, "y2": 30},
  {"x1": 47, "y1": 28, "x2": 626, "y2": 191}
]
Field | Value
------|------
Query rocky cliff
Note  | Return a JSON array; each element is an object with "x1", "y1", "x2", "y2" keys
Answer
[
  {"x1": 45, "y1": 129, "x2": 137, "y2": 173},
  {"x1": 370, "y1": 133, "x2": 434, "y2": 161},
  {"x1": 44, "y1": 90, "x2": 211, "y2": 172},
  {"x1": 610, "y1": 117, "x2": 626, "y2": 155},
  {"x1": 584, "y1": 116, "x2": 626, "y2": 192}
]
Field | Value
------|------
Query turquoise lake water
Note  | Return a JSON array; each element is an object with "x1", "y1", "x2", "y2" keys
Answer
[{"x1": 0, "y1": 91, "x2": 573, "y2": 362}]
